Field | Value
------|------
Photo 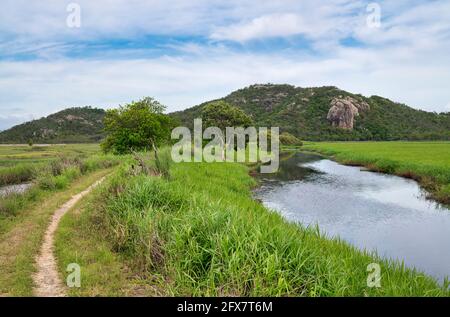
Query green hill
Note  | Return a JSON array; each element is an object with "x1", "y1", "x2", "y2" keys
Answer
[
  {"x1": 0, "y1": 107, "x2": 105, "y2": 144},
  {"x1": 2, "y1": 85, "x2": 449, "y2": 143},
  {"x1": 171, "y1": 84, "x2": 450, "y2": 141}
]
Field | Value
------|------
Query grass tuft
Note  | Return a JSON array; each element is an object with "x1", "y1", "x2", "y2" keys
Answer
[{"x1": 82, "y1": 157, "x2": 449, "y2": 296}]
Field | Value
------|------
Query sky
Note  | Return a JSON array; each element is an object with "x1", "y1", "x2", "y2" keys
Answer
[{"x1": 1, "y1": 0, "x2": 450, "y2": 130}]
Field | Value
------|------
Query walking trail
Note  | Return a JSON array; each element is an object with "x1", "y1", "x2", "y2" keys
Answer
[{"x1": 33, "y1": 176, "x2": 106, "y2": 297}]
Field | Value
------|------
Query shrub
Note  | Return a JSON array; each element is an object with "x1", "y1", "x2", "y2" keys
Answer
[
  {"x1": 101, "y1": 97, "x2": 175, "y2": 154},
  {"x1": 37, "y1": 174, "x2": 57, "y2": 190},
  {"x1": 279, "y1": 132, "x2": 303, "y2": 146}
]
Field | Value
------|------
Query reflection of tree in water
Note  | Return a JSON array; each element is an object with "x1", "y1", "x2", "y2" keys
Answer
[{"x1": 257, "y1": 152, "x2": 324, "y2": 182}]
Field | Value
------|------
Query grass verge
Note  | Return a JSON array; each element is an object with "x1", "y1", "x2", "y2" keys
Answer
[
  {"x1": 0, "y1": 154, "x2": 121, "y2": 222},
  {"x1": 55, "y1": 158, "x2": 449, "y2": 296},
  {"x1": 0, "y1": 168, "x2": 113, "y2": 296}
]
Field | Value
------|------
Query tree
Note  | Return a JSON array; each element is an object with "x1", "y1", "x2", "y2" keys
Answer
[
  {"x1": 101, "y1": 97, "x2": 174, "y2": 154},
  {"x1": 202, "y1": 101, "x2": 253, "y2": 131},
  {"x1": 202, "y1": 101, "x2": 253, "y2": 158},
  {"x1": 28, "y1": 138, "x2": 33, "y2": 147}
]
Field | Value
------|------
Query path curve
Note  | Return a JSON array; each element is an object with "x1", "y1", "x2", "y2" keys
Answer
[{"x1": 33, "y1": 176, "x2": 106, "y2": 297}]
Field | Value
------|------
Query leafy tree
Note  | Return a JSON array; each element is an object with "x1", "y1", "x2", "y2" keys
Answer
[
  {"x1": 101, "y1": 97, "x2": 174, "y2": 154},
  {"x1": 28, "y1": 138, "x2": 33, "y2": 147},
  {"x1": 202, "y1": 101, "x2": 253, "y2": 130},
  {"x1": 201, "y1": 101, "x2": 254, "y2": 156}
]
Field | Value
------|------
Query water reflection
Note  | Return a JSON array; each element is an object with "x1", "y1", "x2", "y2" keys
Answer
[
  {"x1": 254, "y1": 152, "x2": 450, "y2": 282},
  {"x1": 0, "y1": 183, "x2": 32, "y2": 197}
]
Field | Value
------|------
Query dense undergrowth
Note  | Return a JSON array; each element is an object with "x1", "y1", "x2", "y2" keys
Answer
[
  {"x1": 0, "y1": 163, "x2": 42, "y2": 187},
  {"x1": 84, "y1": 151, "x2": 449, "y2": 296},
  {"x1": 0, "y1": 154, "x2": 120, "y2": 218}
]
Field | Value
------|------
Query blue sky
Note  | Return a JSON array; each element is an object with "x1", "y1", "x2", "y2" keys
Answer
[{"x1": 1, "y1": 0, "x2": 450, "y2": 130}]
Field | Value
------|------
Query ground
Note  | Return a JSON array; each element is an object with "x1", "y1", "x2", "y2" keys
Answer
[{"x1": 1, "y1": 142, "x2": 449, "y2": 296}]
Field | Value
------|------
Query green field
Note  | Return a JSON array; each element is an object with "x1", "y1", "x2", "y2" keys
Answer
[
  {"x1": 2, "y1": 142, "x2": 450, "y2": 296},
  {"x1": 0, "y1": 144, "x2": 101, "y2": 186},
  {"x1": 303, "y1": 141, "x2": 450, "y2": 204},
  {"x1": 0, "y1": 144, "x2": 118, "y2": 223},
  {"x1": 0, "y1": 144, "x2": 100, "y2": 167},
  {"x1": 54, "y1": 149, "x2": 449, "y2": 296},
  {"x1": 0, "y1": 144, "x2": 121, "y2": 295}
]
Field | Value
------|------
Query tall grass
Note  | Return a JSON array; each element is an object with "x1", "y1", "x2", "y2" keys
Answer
[
  {"x1": 154, "y1": 147, "x2": 172, "y2": 179},
  {"x1": 0, "y1": 154, "x2": 121, "y2": 217},
  {"x1": 96, "y1": 160, "x2": 449, "y2": 296},
  {"x1": 0, "y1": 163, "x2": 43, "y2": 186}
]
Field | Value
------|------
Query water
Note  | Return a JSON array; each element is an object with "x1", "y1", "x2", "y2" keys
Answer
[
  {"x1": 254, "y1": 152, "x2": 450, "y2": 282},
  {"x1": 0, "y1": 183, "x2": 32, "y2": 197}
]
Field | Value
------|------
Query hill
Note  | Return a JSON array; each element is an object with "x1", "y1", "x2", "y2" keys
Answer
[
  {"x1": 0, "y1": 107, "x2": 105, "y2": 144},
  {"x1": 2, "y1": 85, "x2": 450, "y2": 143},
  {"x1": 171, "y1": 84, "x2": 450, "y2": 141}
]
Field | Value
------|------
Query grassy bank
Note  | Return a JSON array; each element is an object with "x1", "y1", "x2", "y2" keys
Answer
[
  {"x1": 0, "y1": 154, "x2": 120, "y2": 223},
  {"x1": 56, "y1": 157, "x2": 449, "y2": 296},
  {"x1": 303, "y1": 141, "x2": 450, "y2": 204},
  {"x1": 0, "y1": 168, "x2": 113, "y2": 296},
  {"x1": 0, "y1": 144, "x2": 101, "y2": 186}
]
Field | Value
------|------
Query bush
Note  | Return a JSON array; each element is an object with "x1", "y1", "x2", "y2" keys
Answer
[
  {"x1": 37, "y1": 174, "x2": 57, "y2": 190},
  {"x1": 101, "y1": 97, "x2": 175, "y2": 154},
  {"x1": 279, "y1": 132, "x2": 303, "y2": 146}
]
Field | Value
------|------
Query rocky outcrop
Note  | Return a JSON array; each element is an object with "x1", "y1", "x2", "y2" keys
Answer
[{"x1": 327, "y1": 96, "x2": 370, "y2": 130}]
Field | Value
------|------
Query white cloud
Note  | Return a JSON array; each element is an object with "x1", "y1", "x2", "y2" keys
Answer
[
  {"x1": 1, "y1": 0, "x2": 450, "y2": 130},
  {"x1": 1, "y1": 40, "x2": 450, "y2": 130},
  {"x1": 211, "y1": 14, "x2": 314, "y2": 42},
  {"x1": 210, "y1": 1, "x2": 363, "y2": 42}
]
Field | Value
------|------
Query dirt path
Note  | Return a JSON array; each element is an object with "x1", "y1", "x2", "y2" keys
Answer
[{"x1": 33, "y1": 176, "x2": 106, "y2": 297}]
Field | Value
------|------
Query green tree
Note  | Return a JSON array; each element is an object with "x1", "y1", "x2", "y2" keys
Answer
[
  {"x1": 101, "y1": 97, "x2": 174, "y2": 154},
  {"x1": 202, "y1": 101, "x2": 253, "y2": 130},
  {"x1": 28, "y1": 138, "x2": 33, "y2": 147},
  {"x1": 202, "y1": 101, "x2": 253, "y2": 157}
]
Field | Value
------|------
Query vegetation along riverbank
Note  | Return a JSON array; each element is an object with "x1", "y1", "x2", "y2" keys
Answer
[
  {"x1": 303, "y1": 141, "x2": 450, "y2": 205},
  {"x1": 54, "y1": 148, "x2": 449, "y2": 296}
]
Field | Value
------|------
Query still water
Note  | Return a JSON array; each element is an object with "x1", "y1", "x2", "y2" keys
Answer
[
  {"x1": 254, "y1": 152, "x2": 450, "y2": 282},
  {"x1": 0, "y1": 183, "x2": 32, "y2": 197}
]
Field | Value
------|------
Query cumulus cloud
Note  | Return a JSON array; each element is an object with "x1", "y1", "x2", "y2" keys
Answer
[
  {"x1": 1, "y1": 41, "x2": 449, "y2": 121},
  {"x1": 0, "y1": 0, "x2": 450, "y2": 130},
  {"x1": 210, "y1": 1, "x2": 362, "y2": 43},
  {"x1": 211, "y1": 13, "x2": 320, "y2": 42}
]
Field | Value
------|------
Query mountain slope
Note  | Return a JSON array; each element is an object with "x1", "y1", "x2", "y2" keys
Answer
[
  {"x1": 2, "y1": 85, "x2": 449, "y2": 143},
  {"x1": 171, "y1": 84, "x2": 450, "y2": 141},
  {"x1": 0, "y1": 107, "x2": 105, "y2": 144}
]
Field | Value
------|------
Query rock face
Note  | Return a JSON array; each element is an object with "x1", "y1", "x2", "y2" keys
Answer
[{"x1": 327, "y1": 96, "x2": 370, "y2": 130}]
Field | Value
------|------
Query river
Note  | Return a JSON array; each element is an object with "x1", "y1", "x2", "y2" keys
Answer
[
  {"x1": 0, "y1": 183, "x2": 32, "y2": 197},
  {"x1": 254, "y1": 152, "x2": 450, "y2": 283}
]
